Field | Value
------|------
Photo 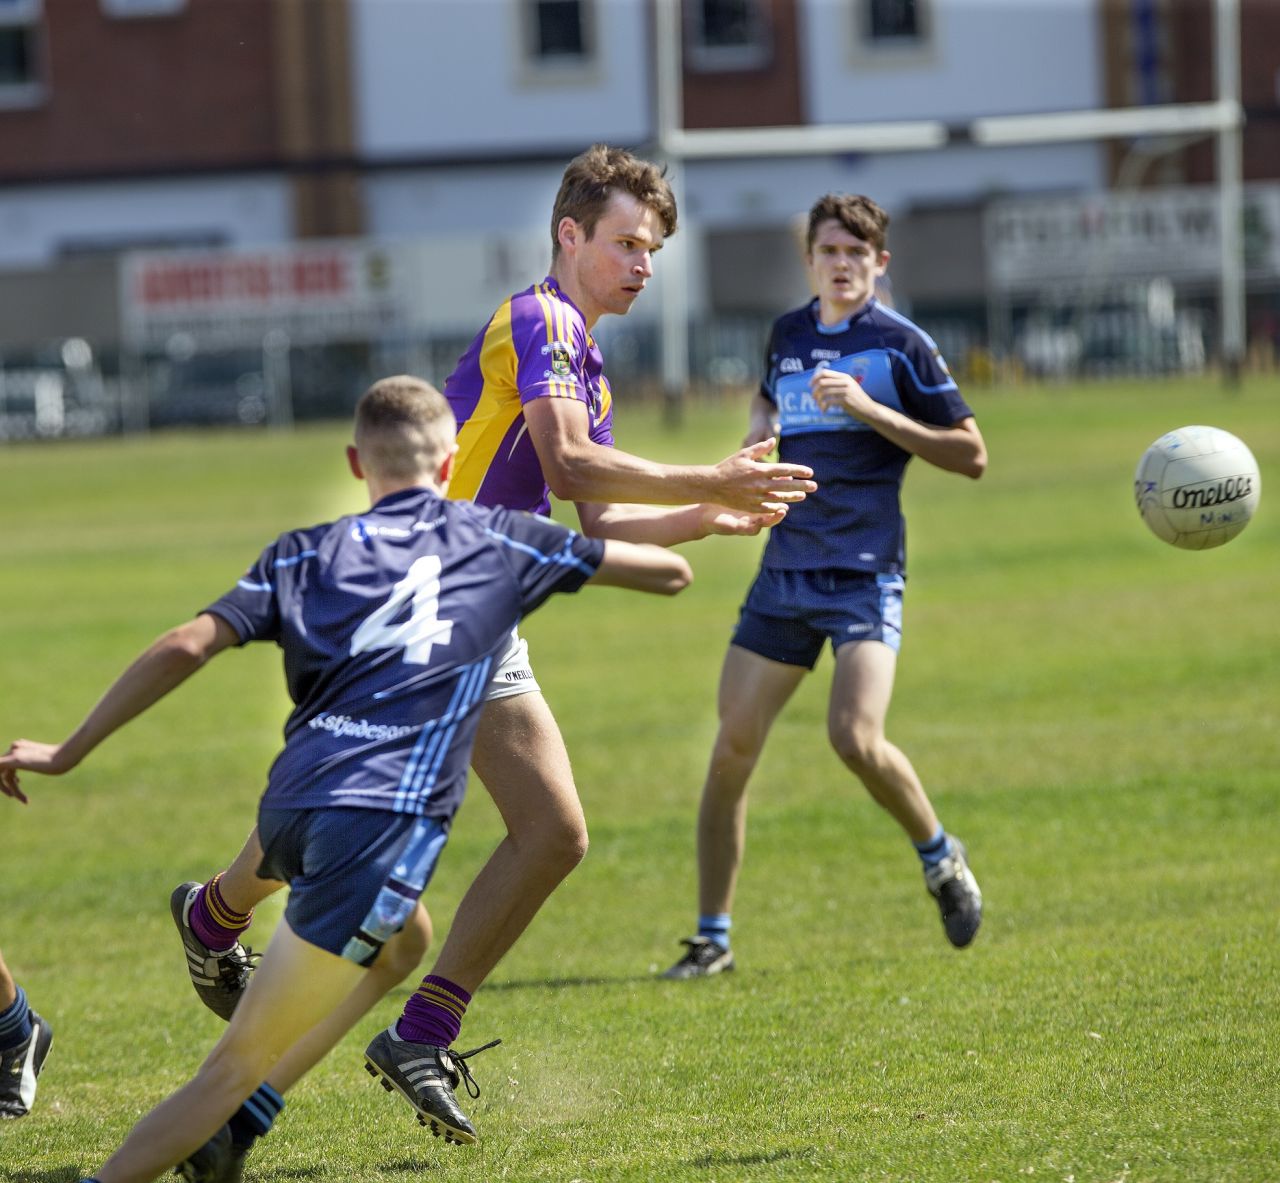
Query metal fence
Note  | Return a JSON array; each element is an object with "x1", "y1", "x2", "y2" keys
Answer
[{"x1": 2, "y1": 291, "x2": 1277, "y2": 443}]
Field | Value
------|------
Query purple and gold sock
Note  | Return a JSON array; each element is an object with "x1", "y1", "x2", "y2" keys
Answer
[
  {"x1": 396, "y1": 975, "x2": 470, "y2": 1047},
  {"x1": 190, "y1": 873, "x2": 254, "y2": 953}
]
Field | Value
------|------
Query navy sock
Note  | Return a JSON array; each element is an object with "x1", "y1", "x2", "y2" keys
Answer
[
  {"x1": 913, "y1": 826, "x2": 953, "y2": 868},
  {"x1": 229, "y1": 1082, "x2": 285, "y2": 1149},
  {"x1": 0, "y1": 985, "x2": 32, "y2": 1051},
  {"x1": 698, "y1": 913, "x2": 731, "y2": 950}
]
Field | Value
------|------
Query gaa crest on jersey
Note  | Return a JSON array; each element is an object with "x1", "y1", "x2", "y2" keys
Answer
[{"x1": 543, "y1": 341, "x2": 573, "y2": 378}]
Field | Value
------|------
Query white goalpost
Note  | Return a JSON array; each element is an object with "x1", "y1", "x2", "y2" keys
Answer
[{"x1": 652, "y1": 0, "x2": 1245, "y2": 389}]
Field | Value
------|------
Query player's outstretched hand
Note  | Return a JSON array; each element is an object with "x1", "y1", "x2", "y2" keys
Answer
[
  {"x1": 712, "y1": 438, "x2": 816, "y2": 513},
  {"x1": 700, "y1": 503, "x2": 788, "y2": 536},
  {"x1": 0, "y1": 740, "x2": 76, "y2": 804},
  {"x1": 0, "y1": 761, "x2": 26, "y2": 804}
]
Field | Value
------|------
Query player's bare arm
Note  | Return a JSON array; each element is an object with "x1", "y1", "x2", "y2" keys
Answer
[
  {"x1": 810, "y1": 368, "x2": 987, "y2": 479},
  {"x1": 575, "y1": 499, "x2": 786, "y2": 546},
  {"x1": 0, "y1": 613, "x2": 239, "y2": 800},
  {"x1": 523, "y1": 395, "x2": 816, "y2": 513},
  {"x1": 743, "y1": 393, "x2": 780, "y2": 448},
  {"x1": 586, "y1": 539, "x2": 693, "y2": 595}
]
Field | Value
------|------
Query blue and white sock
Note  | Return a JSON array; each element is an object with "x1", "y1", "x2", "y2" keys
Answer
[
  {"x1": 0, "y1": 986, "x2": 32, "y2": 1051},
  {"x1": 698, "y1": 913, "x2": 731, "y2": 951},
  {"x1": 229, "y1": 1082, "x2": 285, "y2": 1149},
  {"x1": 913, "y1": 826, "x2": 953, "y2": 869}
]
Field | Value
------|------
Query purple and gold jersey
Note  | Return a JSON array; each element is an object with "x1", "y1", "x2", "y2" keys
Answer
[
  {"x1": 760, "y1": 298, "x2": 972, "y2": 576},
  {"x1": 444, "y1": 276, "x2": 614, "y2": 515},
  {"x1": 204, "y1": 489, "x2": 604, "y2": 820}
]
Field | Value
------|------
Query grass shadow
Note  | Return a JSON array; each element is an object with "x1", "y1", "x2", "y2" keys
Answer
[
  {"x1": 373, "y1": 1161, "x2": 445, "y2": 1174},
  {"x1": 482, "y1": 973, "x2": 655, "y2": 991},
  {"x1": 248, "y1": 1170, "x2": 326, "y2": 1181},
  {"x1": 690, "y1": 1148, "x2": 815, "y2": 1169},
  {"x1": 486, "y1": 967, "x2": 778, "y2": 992}
]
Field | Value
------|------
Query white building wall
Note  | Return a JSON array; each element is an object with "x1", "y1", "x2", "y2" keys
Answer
[
  {"x1": 350, "y1": 0, "x2": 652, "y2": 158},
  {"x1": 364, "y1": 161, "x2": 568, "y2": 241},
  {"x1": 799, "y1": 0, "x2": 1104, "y2": 125},
  {"x1": 679, "y1": 141, "x2": 1107, "y2": 231},
  {"x1": 0, "y1": 176, "x2": 293, "y2": 268}
]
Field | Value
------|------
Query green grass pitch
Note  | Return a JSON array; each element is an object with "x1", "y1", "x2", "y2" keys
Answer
[{"x1": 2, "y1": 376, "x2": 1277, "y2": 1181}]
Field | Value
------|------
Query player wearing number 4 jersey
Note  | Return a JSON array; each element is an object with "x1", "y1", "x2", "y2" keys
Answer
[
  {"x1": 0, "y1": 377, "x2": 691, "y2": 1183},
  {"x1": 662, "y1": 193, "x2": 988, "y2": 981}
]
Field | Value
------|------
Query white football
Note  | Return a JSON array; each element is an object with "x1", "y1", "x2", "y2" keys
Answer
[{"x1": 1134, "y1": 425, "x2": 1261, "y2": 549}]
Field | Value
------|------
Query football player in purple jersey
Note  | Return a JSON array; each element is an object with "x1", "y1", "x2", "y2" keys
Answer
[
  {"x1": 1, "y1": 376, "x2": 691, "y2": 1183},
  {"x1": 662, "y1": 194, "x2": 988, "y2": 980}
]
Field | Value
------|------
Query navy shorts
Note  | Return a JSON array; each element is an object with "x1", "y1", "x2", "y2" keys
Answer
[
  {"x1": 732, "y1": 567, "x2": 904, "y2": 669},
  {"x1": 257, "y1": 806, "x2": 450, "y2": 966}
]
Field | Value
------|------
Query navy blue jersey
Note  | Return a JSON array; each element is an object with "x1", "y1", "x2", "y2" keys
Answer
[
  {"x1": 205, "y1": 488, "x2": 604, "y2": 819},
  {"x1": 760, "y1": 298, "x2": 972, "y2": 575}
]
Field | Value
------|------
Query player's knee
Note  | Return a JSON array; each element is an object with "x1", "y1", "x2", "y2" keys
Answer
[
  {"x1": 512, "y1": 807, "x2": 588, "y2": 874},
  {"x1": 545, "y1": 817, "x2": 589, "y2": 873},
  {"x1": 713, "y1": 718, "x2": 767, "y2": 770},
  {"x1": 829, "y1": 723, "x2": 882, "y2": 773}
]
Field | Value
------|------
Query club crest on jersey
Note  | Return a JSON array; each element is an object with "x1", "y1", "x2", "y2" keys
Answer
[{"x1": 543, "y1": 340, "x2": 574, "y2": 377}]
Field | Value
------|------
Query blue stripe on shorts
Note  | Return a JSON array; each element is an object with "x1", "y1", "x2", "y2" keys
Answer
[{"x1": 257, "y1": 807, "x2": 449, "y2": 965}]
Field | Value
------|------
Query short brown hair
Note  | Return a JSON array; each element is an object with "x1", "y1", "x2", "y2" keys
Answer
[
  {"x1": 806, "y1": 194, "x2": 889, "y2": 254},
  {"x1": 354, "y1": 375, "x2": 455, "y2": 481},
  {"x1": 550, "y1": 143, "x2": 678, "y2": 256}
]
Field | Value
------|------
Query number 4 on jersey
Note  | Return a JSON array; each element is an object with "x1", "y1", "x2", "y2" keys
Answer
[{"x1": 350, "y1": 554, "x2": 454, "y2": 666}]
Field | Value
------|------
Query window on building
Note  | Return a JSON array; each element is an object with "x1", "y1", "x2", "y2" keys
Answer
[
  {"x1": 686, "y1": 0, "x2": 771, "y2": 72},
  {"x1": 100, "y1": 0, "x2": 186, "y2": 17},
  {"x1": 0, "y1": 0, "x2": 43, "y2": 105},
  {"x1": 0, "y1": 27, "x2": 34, "y2": 85},
  {"x1": 101, "y1": 0, "x2": 187, "y2": 17},
  {"x1": 524, "y1": 0, "x2": 594, "y2": 66},
  {"x1": 859, "y1": 0, "x2": 928, "y2": 46}
]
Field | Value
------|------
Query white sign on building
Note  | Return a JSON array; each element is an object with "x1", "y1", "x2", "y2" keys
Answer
[
  {"x1": 119, "y1": 240, "x2": 432, "y2": 351},
  {"x1": 118, "y1": 232, "x2": 563, "y2": 352},
  {"x1": 985, "y1": 183, "x2": 1280, "y2": 292}
]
